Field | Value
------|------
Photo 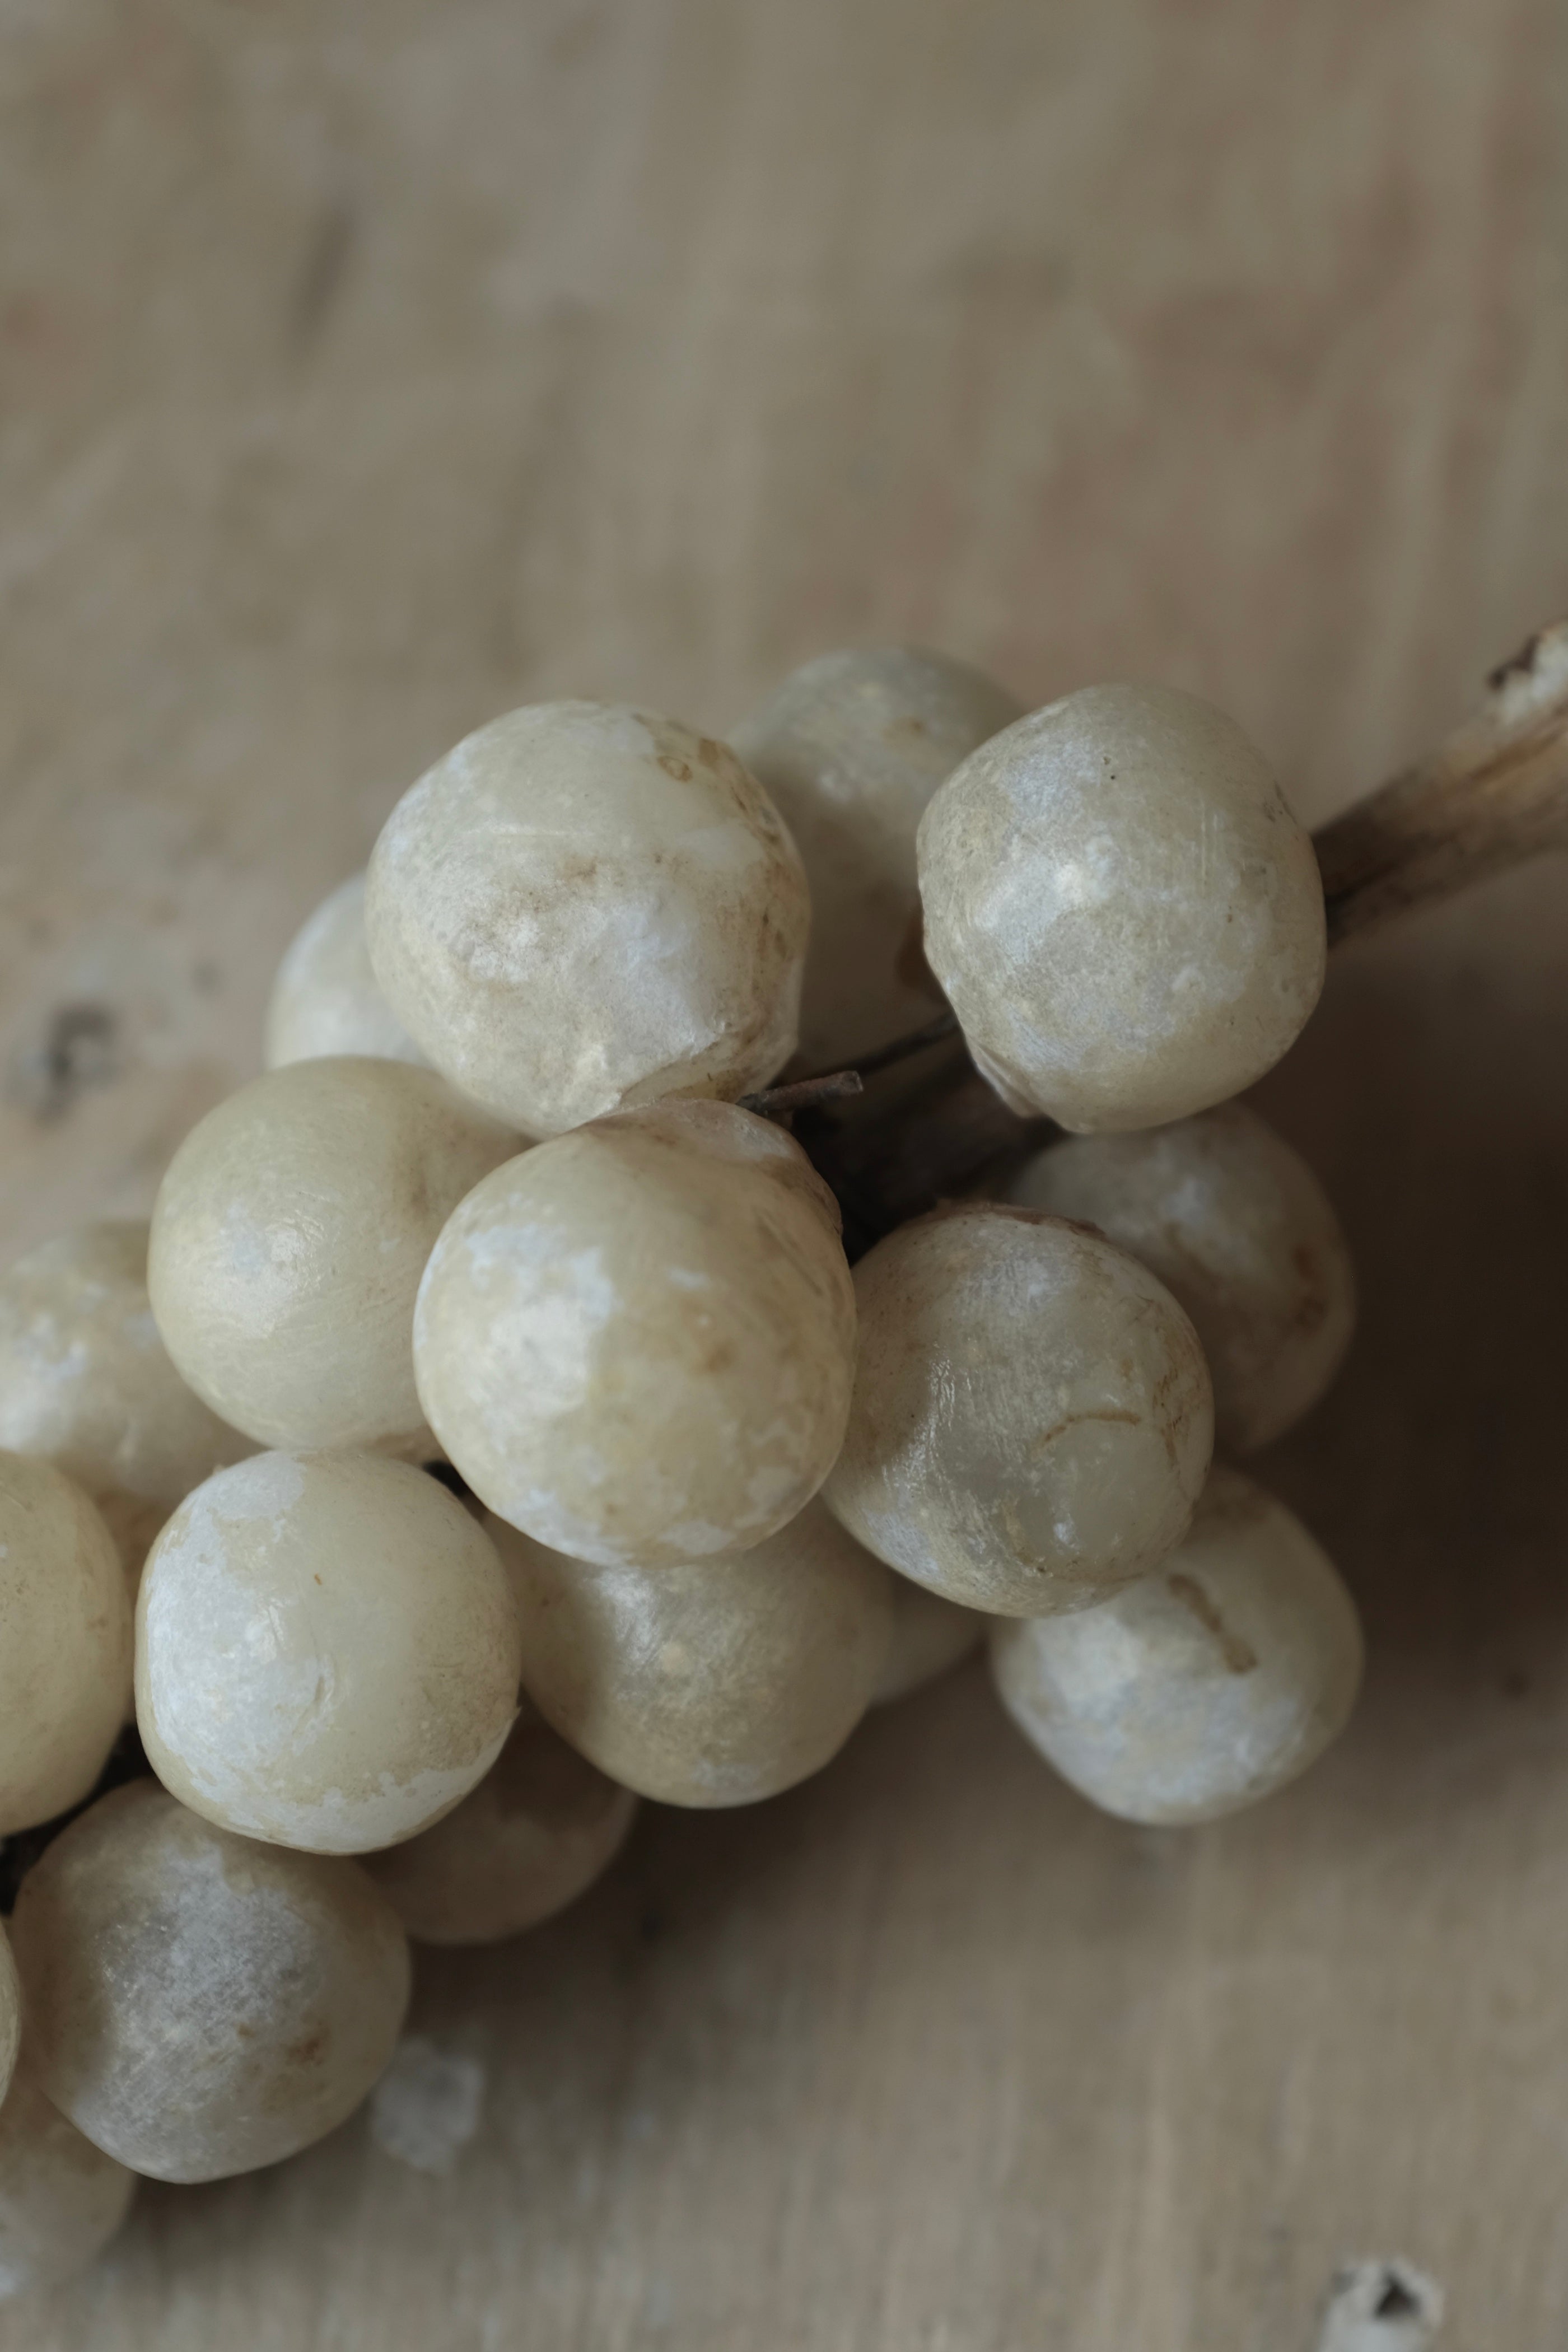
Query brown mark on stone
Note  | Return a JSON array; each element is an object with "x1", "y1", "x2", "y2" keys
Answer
[
  {"x1": 1167, "y1": 1572, "x2": 1257, "y2": 1673},
  {"x1": 1031, "y1": 1407, "x2": 1140, "y2": 1456}
]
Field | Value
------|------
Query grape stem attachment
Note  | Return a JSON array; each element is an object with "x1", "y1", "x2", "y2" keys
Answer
[
  {"x1": 1315, "y1": 617, "x2": 1568, "y2": 943},
  {"x1": 777, "y1": 618, "x2": 1568, "y2": 1249}
]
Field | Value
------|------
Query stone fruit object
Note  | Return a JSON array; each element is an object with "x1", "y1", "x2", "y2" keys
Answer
[
  {"x1": 1005, "y1": 1103, "x2": 1356, "y2": 1454},
  {"x1": 363, "y1": 1702, "x2": 638, "y2": 1946},
  {"x1": 823, "y1": 1203, "x2": 1213, "y2": 1616},
  {"x1": 872, "y1": 1578, "x2": 986, "y2": 1706},
  {"x1": 148, "y1": 1056, "x2": 517, "y2": 1456},
  {"x1": 0, "y1": 1221, "x2": 251, "y2": 1586},
  {"x1": 489, "y1": 1501, "x2": 893, "y2": 1807},
  {"x1": 0, "y1": 1452, "x2": 130, "y2": 1834},
  {"x1": 730, "y1": 645, "x2": 1023, "y2": 1069},
  {"x1": 415, "y1": 1099, "x2": 856, "y2": 1569},
  {"x1": 11, "y1": 1781, "x2": 410, "y2": 2183},
  {"x1": 0, "y1": 2059, "x2": 136, "y2": 2299},
  {"x1": 917, "y1": 682, "x2": 1326, "y2": 1131},
  {"x1": 264, "y1": 871, "x2": 424, "y2": 1070},
  {"x1": 991, "y1": 1464, "x2": 1364, "y2": 1823},
  {"x1": 365, "y1": 702, "x2": 809, "y2": 1135},
  {"x1": 137, "y1": 1450, "x2": 522, "y2": 1854}
]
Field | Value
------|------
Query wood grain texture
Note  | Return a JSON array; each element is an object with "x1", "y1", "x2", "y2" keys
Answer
[{"x1": 2, "y1": 1, "x2": 1567, "y2": 2344}]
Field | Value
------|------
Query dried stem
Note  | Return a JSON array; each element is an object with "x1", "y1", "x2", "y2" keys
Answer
[
  {"x1": 796, "y1": 619, "x2": 1568, "y2": 1248},
  {"x1": 740, "y1": 1070, "x2": 865, "y2": 1117},
  {"x1": 1315, "y1": 619, "x2": 1568, "y2": 944}
]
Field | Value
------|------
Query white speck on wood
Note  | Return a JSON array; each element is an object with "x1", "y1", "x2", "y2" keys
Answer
[
  {"x1": 369, "y1": 2037, "x2": 486, "y2": 2177},
  {"x1": 1316, "y1": 2261, "x2": 1444, "y2": 2351}
]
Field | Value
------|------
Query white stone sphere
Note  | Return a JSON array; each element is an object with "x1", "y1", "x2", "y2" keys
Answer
[
  {"x1": 365, "y1": 702, "x2": 810, "y2": 1135},
  {"x1": 730, "y1": 646, "x2": 1022, "y2": 1067},
  {"x1": 823, "y1": 1204, "x2": 1213, "y2": 1616},
  {"x1": 264, "y1": 872, "x2": 424, "y2": 1070},
  {"x1": 0, "y1": 2060, "x2": 135, "y2": 2298},
  {"x1": 1006, "y1": 1104, "x2": 1356, "y2": 1452},
  {"x1": 0, "y1": 1932, "x2": 18, "y2": 2115},
  {"x1": 991, "y1": 1464, "x2": 1364, "y2": 1823},
  {"x1": 917, "y1": 682, "x2": 1326, "y2": 1130},
  {"x1": 489, "y1": 1502, "x2": 893, "y2": 1807},
  {"x1": 11, "y1": 1781, "x2": 410, "y2": 2183},
  {"x1": 0, "y1": 1453, "x2": 130, "y2": 1833},
  {"x1": 872, "y1": 1578, "x2": 986, "y2": 1705},
  {"x1": 137, "y1": 1451, "x2": 522, "y2": 1854},
  {"x1": 363, "y1": 1701, "x2": 638, "y2": 1945},
  {"x1": 415, "y1": 1100, "x2": 857, "y2": 1569},
  {"x1": 0, "y1": 1222, "x2": 252, "y2": 1585},
  {"x1": 148, "y1": 1056, "x2": 518, "y2": 1455}
]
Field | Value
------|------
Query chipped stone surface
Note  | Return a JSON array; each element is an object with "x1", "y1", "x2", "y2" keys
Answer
[{"x1": 366, "y1": 703, "x2": 809, "y2": 1135}]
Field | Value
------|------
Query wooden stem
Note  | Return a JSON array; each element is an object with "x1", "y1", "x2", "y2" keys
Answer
[{"x1": 1314, "y1": 620, "x2": 1568, "y2": 944}]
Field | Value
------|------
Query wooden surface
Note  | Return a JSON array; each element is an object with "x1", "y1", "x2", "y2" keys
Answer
[{"x1": 2, "y1": 3, "x2": 1567, "y2": 2344}]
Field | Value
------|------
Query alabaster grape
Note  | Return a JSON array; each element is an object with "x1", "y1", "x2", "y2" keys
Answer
[
  {"x1": 363, "y1": 1702, "x2": 638, "y2": 1945},
  {"x1": 873, "y1": 1578, "x2": 986, "y2": 1706},
  {"x1": 0, "y1": 1931, "x2": 18, "y2": 2114},
  {"x1": 730, "y1": 646, "x2": 1022, "y2": 1067},
  {"x1": 991, "y1": 1464, "x2": 1364, "y2": 1823},
  {"x1": 1007, "y1": 1105, "x2": 1356, "y2": 1452},
  {"x1": 416, "y1": 1100, "x2": 857, "y2": 1568},
  {"x1": 264, "y1": 872, "x2": 424, "y2": 1070},
  {"x1": 490, "y1": 1503, "x2": 893, "y2": 1807},
  {"x1": 148, "y1": 1057, "x2": 517, "y2": 1455},
  {"x1": 823, "y1": 1204, "x2": 1212, "y2": 1616},
  {"x1": 917, "y1": 683, "x2": 1326, "y2": 1131},
  {"x1": 12, "y1": 1781, "x2": 410, "y2": 2183},
  {"x1": 138, "y1": 1452, "x2": 521, "y2": 1854},
  {"x1": 0, "y1": 1222, "x2": 251, "y2": 1585},
  {"x1": 365, "y1": 702, "x2": 809, "y2": 1135},
  {"x1": 0, "y1": 2060, "x2": 135, "y2": 2298},
  {"x1": 0, "y1": 1454, "x2": 130, "y2": 1833}
]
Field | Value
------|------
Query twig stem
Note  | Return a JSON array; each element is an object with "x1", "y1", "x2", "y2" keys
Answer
[{"x1": 1314, "y1": 620, "x2": 1568, "y2": 944}]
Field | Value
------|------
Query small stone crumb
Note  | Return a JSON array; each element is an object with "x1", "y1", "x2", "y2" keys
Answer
[
  {"x1": 1316, "y1": 2260, "x2": 1444, "y2": 2351},
  {"x1": 369, "y1": 2036, "x2": 486, "y2": 2176}
]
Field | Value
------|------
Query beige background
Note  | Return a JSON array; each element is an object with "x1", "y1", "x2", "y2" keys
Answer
[{"x1": 2, "y1": 1, "x2": 1567, "y2": 2345}]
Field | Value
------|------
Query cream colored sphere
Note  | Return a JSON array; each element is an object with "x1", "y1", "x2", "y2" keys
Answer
[
  {"x1": 416, "y1": 1100, "x2": 857, "y2": 1569},
  {"x1": 148, "y1": 1057, "x2": 517, "y2": 1455},
  {"x1": 872, "y1": 1578, "x2": 985, "y2": 1705},
  {"x1": 137, "y1": 1451, "x2": 522, "y2": 1854},
  {"x1": 823, "y1": 1205, "x2": 1213, "y2": 1616},
  {"x1": 365, "y1": 702, "x2": 809, "y2": 1135},
  {"x1": 730, "y1": 646, "x2": 1022, "y2": 1068},
  {"x1": 264, "y1": 872, "x2": 424, "y2": 1069},
  {"x1": 917, "y1": 683, "x2": 1326, "y2": 1131},
  {"x1": 0, "y1": 1222, "x2": 252, "y2": 1584},
  {"x1": 1006, "y1": 1105, "x2": 1356, "y2": 1453},
  {"x1": 491, "y1": 1502, "x2": 893, "y2": 1807},
  {"x1": 0, "y1": 2060, "x2": 135, "y2": 2298},
  {"x1": 363, "y1": 1702, "x2": 638, "y2": 1945},
  {"x1": 12, "y1": 1781, "x2": 410, "y2": 2183},
  {"x1": 0, "y1": 1453, "x2": 130, "y2": 1833},
  {"x1": 991, "y1": 1464, "x2": 1364, "y2": 1824},
  {"x1": 0, "y1": 1932, "x2": 18, "y2": 2115}
]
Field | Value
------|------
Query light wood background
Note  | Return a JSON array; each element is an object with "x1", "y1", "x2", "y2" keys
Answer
[{"x1": 2, "y1": 2, "x2": 1567, "y2": 2345}]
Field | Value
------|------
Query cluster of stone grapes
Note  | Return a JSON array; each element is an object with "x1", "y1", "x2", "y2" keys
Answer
[{"x1": 0, "y1": 647, "x2": 1364, "y2": 2295}]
